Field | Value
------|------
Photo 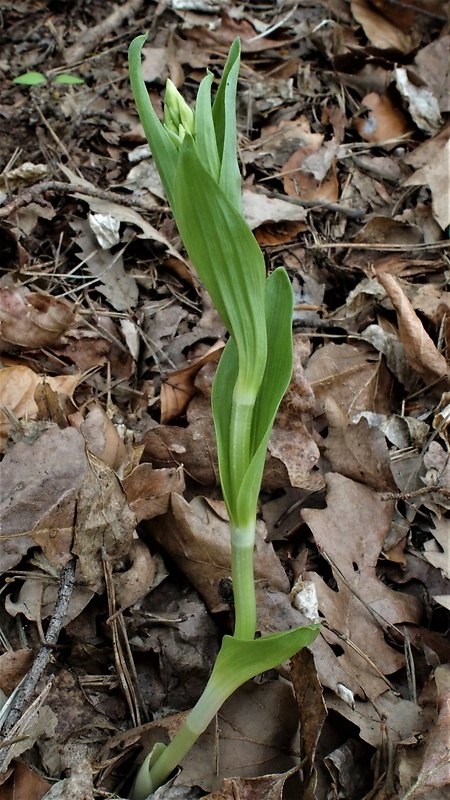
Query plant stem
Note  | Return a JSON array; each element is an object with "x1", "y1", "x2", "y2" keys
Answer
[
  {"x1": 229, "y1": 385, "x2": 253, "y2": 502},
  {"x1": 231, "y1": 531, "x2": 256, "y2": 640},
  {"x1": 132, "y1": 636, "x2": 241, "y2": 800}
]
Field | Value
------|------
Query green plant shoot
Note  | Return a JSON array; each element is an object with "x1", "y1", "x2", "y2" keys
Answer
[{"x1": 128, "y1": 35, "x2": 320, "y2": 799}]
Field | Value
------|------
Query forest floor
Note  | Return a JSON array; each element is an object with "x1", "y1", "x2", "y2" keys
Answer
[{"x1": 0, "y1": 1, "x2": 449, "y2": 799}]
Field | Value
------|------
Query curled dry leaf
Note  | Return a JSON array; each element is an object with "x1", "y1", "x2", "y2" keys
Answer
[
  {"x1": 354, "y1": 92, "x2": 412, "y2": 147},
  {"x1": 72, "y1": 452, "x2": 136, "y2": 592},
  {"x1": 376, "y1": 271, "x2": 450, "y2": 391},
  {"x1": 80, "y1": 404, "x2": 131, "y2": 472},
  {"x1": 0, "y1": 288, "x2": 76, "y2": 348},
  {"x1": 112, "y1": 538, "x2": 157, "y2": 610},
  {"x1": 160, "y1": 341, "x2": 224, "y2": 424},
  {"x1": 0, "y1": 427, "x2": 88, "y2": 573},
  {"x1": 0, "y1": 365, "x2": 80, "y2": 452},
  {"x1": 122, "y1": 461, "x2": 185, "y2": 521},
  {"x1": 350, "y1": 0, "x2": 418, "y2": 53}
]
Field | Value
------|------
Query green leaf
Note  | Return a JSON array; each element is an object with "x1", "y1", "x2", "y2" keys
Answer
[
  {"x1": 211, "y1": 336, "x2": 239, "y2": 515},
  {"x1": 211, "y1": 38, "x2": 242, "y2": 212},
  {"x1": 53, "y1": 73, "x2": 84, "y2": 84},
  {"x1": 189, "y1": 625, "x2": 321, "y2": 730},
  {"x1": 194, "y1": 71, "x2": 220, "y2": 182},
  {"x1": 236, "y1": 267, "x2": 293, "y2": 525},
  {"x1": 13, "y1": 71, "x2": 47, "y2": 85},
  {"x1": 174, "y1": 136, "x2": 267, "y2": 395},
  {"x1": 128, "y1": 34, "x2": 178, "y2": 207}
]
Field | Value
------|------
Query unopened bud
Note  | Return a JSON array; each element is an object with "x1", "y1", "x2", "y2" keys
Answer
[{"x1": 164, "y1": 79, "x2": 195, "y2": 143}]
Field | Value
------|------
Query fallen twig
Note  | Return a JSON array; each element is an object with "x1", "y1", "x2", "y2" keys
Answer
[
  {"x1": 0, "y1": 559, "x2": 76, "y2": 742},
  {"x1": 0, "y1": 180, "x2": 165, "y2": 219}
]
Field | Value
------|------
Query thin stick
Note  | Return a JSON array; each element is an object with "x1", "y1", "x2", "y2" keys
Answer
[
  {"x1": 0, "y1": 558, "x2": 76, "y2": 739},
  {"x1": 0, "y1": 180, "x2": 165, "y2": 219}
]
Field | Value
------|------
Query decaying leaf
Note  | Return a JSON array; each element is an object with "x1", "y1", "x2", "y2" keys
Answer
[
  {"x1": 303, "y1": 474, "x2": 423, "y2": 698},
  {"x1": 72, "y1": 452, "x2": 136, "y2": 591},
  {"x1": 160, "y1": 342, "x2": 223, "y2": 423},
  {"x1": 0, "y1": 427, "x2": 88, "y2": 573},
  {"x1": 0, "y1": 366, "x2": 80, "y2": 452},
  {"x1": 376, "y1": 271, "x2": 450, "y2": 391},
  {"x1": 122, "y1": 461, "x2": 185, "y2": 520},
  {"x1": 80, "y1": 404, "x2": 131, "y2": 473},
  {"x1": 0, "y1": 289, "x2": 76, "y2": 349},
  {"x1": 146, "y1": 494, "x2": 289, "y2": 613},
  {"x1": 112, "y1": 538, "x2": 157, "y2": 610}
]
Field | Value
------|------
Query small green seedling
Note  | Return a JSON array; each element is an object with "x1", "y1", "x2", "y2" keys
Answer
[
  {"x1": 128, "y1": 35, "x2": 320, "y2": 799},
  {"x1": 13, "y1": 72, "x2": 84, "y2": 86}
]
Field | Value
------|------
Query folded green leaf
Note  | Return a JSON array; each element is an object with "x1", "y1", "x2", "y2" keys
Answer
[
  {"x1": 128, "y1": 34, "x2": 178, "y2": 207},
  {"x1": 174, "y1": 137, "x2": 267, "y2": 397},
  {"x1": 188, "y1": 624, "x2": 321, "y2": 733}
]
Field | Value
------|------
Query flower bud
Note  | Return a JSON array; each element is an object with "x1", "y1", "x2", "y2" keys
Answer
[{"x1": 163, "y1": 79, "x2": 195, "y2": 144}]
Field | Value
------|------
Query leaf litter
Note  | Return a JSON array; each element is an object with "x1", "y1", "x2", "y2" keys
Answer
[{"x1": 0, "y1": 1, "x2": 449, "y2": 799}]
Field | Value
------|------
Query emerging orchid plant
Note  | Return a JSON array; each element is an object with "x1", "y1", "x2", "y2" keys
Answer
[{"x1": 128, "y1": 35, "x2": 320, "y2": 799}]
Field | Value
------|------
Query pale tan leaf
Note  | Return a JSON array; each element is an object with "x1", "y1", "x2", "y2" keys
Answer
[
  {"x1": 0, "y1": 427, "x2": 88, "y2": 573},
  {"x1": 72, "y1": 452, "x2": 136, "y2": 591},
  {"x1": 350, "y1": 0, "x2": 418, "y2": 53},
  {"x1": 0, "y1": 289, "x2": 76, "y2": 348},
  {"x1": 376, "y1": 271, "x2": 450, "y2": 390}
]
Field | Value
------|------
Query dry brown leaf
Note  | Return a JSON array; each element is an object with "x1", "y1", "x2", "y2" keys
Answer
[
  {"x1": 283, "y1": 149, "x2": 339, "y2": 204},
  {"x1": 122, "y1": 461, "x2": 185, "y2": 521},
  {"x1": 0, "y1": 289, "x2": 76, "y2": 348},
  {"x1": 350, "y1": 0, "x2": 418, "y2": 52},
  {"x1": 0, "y1": 750, "x2": 52, "y2": 799},
  {"x1": 404, "y1": 134, "x2": 450, "y2": 230},
  {"x1": 324, "y1": 416, "x2": 397, "y2": 492},
  {"x1": 254, "y1": 220, "x2": 307, "y2": 247},
  {"x1": 406, "y1": 665, "x2": 450, "y2": 796},
  {"x1": 354, "y1": 92, "x2": 412, "y2": 146},
  {"x1": 203, "y1": 770, "x2": 294, "y2": 800},
  {"x1": 72, "y1": 452, "x2": 136, "y2": 592},
  {"x1": 112, "y1": 538, "x2": 156, "y2": 610},
  {"x1": 303, "y1": 474, "x2": 423, "y2": 699},
  {"x1": 305, "y1": 342, "x2": 393, "y2": 420},
  {"x1": 394, "y1": 67, "x2": 442, "y2": 135},
  {"x1": 0, "y1": 427, "x2": 88, "y2": 573},
  {"x1": 179, "y1": 681, "x2": 300, "y2": 794},
  {"x1": 160, "y1": 342, "x2": 223, "y2": 424},
  {"x1": 0, "y1": 648, "x2": 34, "y2": 696},
  {"x1": 353, "y1": 217, "x2": 423, "y2": 246},
  {"x1": 376, "y1": 271, "x2": 450, "y2": 391},
  {"x1": 0, "y1": 366, "x2": 81, "y2": 452},
  {"x1": 292, "y1": 647, "x2": 327, "y2": 798},
  {"x1": 146, "y1": 494, "x2": 289, "y2": 613},
  {"x1": 80, "y1": 405, "x2": 130, "y2": 472},
  {"x1": 5, "y1": 571, "x2": 94, "y2": 626},
  {"x1": 242, "y1": 189, "x2": 308, "y2": 230},
  {"x1": 415, "y1": 35, "x2": 450, "y2": 113}
]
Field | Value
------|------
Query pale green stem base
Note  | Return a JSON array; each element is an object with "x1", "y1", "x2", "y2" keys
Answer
[
  {"x1": 231, "y1": 532, "x2": 256, "y2": 640},
  {"x1": 131, "y1": 638, "x2": 240, "y2": 800}
]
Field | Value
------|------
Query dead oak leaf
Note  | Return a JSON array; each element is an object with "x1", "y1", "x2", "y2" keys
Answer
[
  {"x1": 72, "y1": 452, "x2": 136, "y2": 592},
  {"x1": 376, "y1": 271, "x2": 450, "y2": 391},
  {"x1": 303, "y1": 474, "x2": 422, "y2": 699},
  {"x1": 0, "y1": 289, "x2": 76, "y2": 349},
  {"x1": 0, "y1": 427, "x2": 88, "y2": 573},
  {"x1": 146, "y1": 494, "x2": 289, "y2": 613}
]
